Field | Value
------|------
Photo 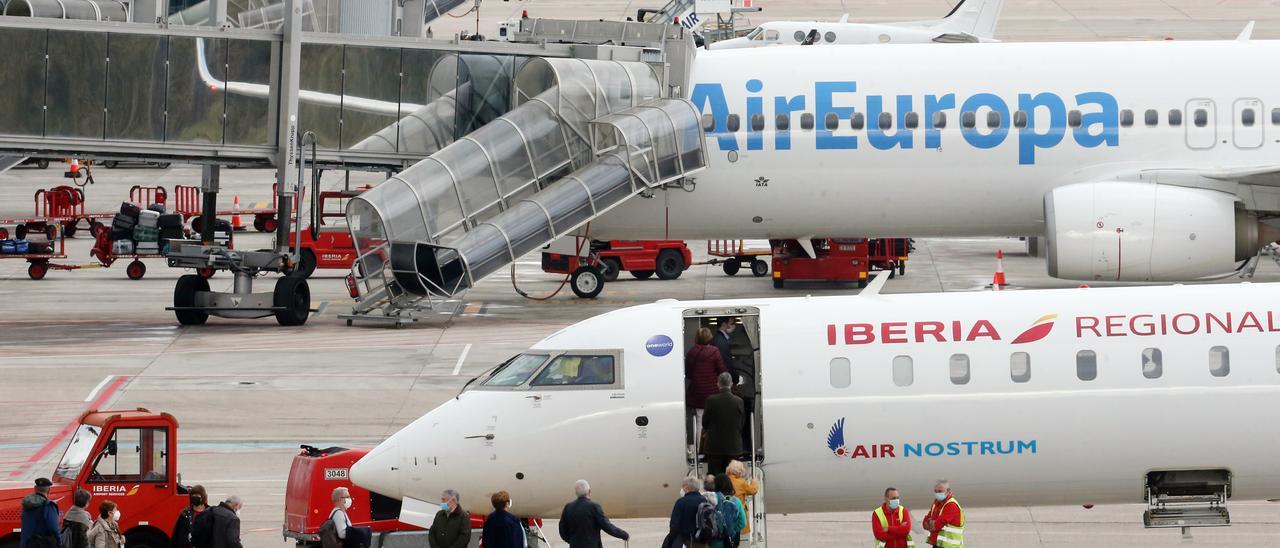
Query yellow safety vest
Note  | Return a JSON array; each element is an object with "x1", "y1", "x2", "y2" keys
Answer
[
  {"x1": 873, "y1": 505, "x2": 915, "y2": 548},
  {"x1": 934, "y1": 498, "x2": 965, "y2": 547}
]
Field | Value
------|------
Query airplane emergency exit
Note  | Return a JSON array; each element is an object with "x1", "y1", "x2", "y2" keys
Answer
[{"x1": 351, "y1": 278, "x2": 1280, "y2": 538}]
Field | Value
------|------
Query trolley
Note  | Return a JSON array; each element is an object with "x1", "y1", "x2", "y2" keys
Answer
[
  {"x1": 174, "y1": 183, "x2": 290, "y2": 232},
  {"x1": 707, "y1": 239, "x2": 771, "y2": 277},
  {"x1": 867, "y1": 237, "x2": 912, "y2": 277}
]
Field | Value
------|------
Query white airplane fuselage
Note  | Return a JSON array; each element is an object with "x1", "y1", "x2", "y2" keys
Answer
[
  {"x1": 591, "y1": 40, "x2": 1280, "y2": 241},
  {"x1": 351, "y1": 282, "x2": 1280, "y2": 520}
]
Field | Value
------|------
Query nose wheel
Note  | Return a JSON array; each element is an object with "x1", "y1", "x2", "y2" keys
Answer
[{"x1": 570, "y1": 266, "x2": 604, "y2": 299}]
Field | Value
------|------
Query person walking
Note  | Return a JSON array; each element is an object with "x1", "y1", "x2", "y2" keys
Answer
[
  {"x1": 86, "y1": 501, "x2": 124, "y2": 548},
  {"x1": 558, "y1": 480, "x2": 629, "y2": 548},
  {"x1": 871, "y1": 487, "x2": 913, "y2": 548},
  {"x1": 711, "y1": 474, "x2": 745, "y2": 548},
  {"x1": 481, "y1": 491, "x2": 524, "y2": 548},
  {"x1": 61, "y1": 489, "x2": 94, "y2": 548},
  {"x1": 428, "y1": 489, "x2": 469, "y2": 548},
  {"x1": 171, "y1": 487, "x2": 209, "y2": 548},
  {"x1": 207, "y1": 496, "x2": 244, "y2": 548},
  {"x1": 923, "y1": 481, "x2": 964, "y2": 547},
  {"x1": 687, "y1": 328, "x2": 728, "y2": 413},
  {"x1": 19, "y1": 478, "x2": 61, "y2": 548},
  {"x1": 725, "y1": 461, "x2": 757, "y2": 537},
  {"x1": 702, "y1": 372, "x2": 744, "y2": 476},
  {"x1": 664, "y1": 477, "x2": 707, "y2": 548}
]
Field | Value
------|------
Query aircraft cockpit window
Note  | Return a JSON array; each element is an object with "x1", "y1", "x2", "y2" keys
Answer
[
  {"x1": 726, "y1": 114, "x2": 741, "y2": 132},
  {"x1": 1076, "y1": 350, "x2": 1097, "y2": 381},
  {"x1": 1142, "y1": 348, "x2": 1162, "y2": 379},
  {"x1": 1013, "y1": 111, "x2": 1028, "y2": 129},
  {"x1": 932, "y1": 112, "x2": 946, "y2": 129},
  {"x1": 701, "y1": 114, "x2": 715, "y2": 132},
  {"x1": 1145, "y1": 109, "x2": 1159, "y2": 127},
  {"x1": 825, "y1": 113, "x2": 840, "y2": 130},
  {"x1": 824, "y1": 32, "x2": 837, "y2": 43},
  {"x1": 750, "y1": 114, "x2": 765, "y2": 131},
  {"x1": 1120, "y1": 109, "x2": 1134, "y2": 127},
  {"x1": 1208, "y1": 346, "x2": 1229, "y2": 377},
  {"x1": 949, "y1": 354, "x2": 970, "y2": 385},
  {"x1": 793, "y1": 30, "x2": 806, "y2": 43},
  {"x1": 961, "y1": 112, "x2": 976, "y2": 129},
  {"x1": 482, "y1": 353, "x2": 549, "y2": 386},
  {"x1": 877, "y1": 112, "x2": 892, "y2": 130},
  {"x1": 986, "y1": 111, "x2": 1001, "y2": 128},
  {"x1": 1168, "y1": 109, "x2": 1183, "y2": 126},
  {"x1": 800, "y1": 113, "x2": 815, "y2": 130},
  {"x1": 1193, "y1": 109, "x2": 1208, "y2": 127},
  {"x1": 1067, "y1": 110, "x2": 1082, "y2": 128},
  {"x1": 1241, "y1": 108, "x2": 1255, "y2": 127},
  {"x1": 776, "y1": 114, "x2": 791, "y2": 131},
  {"x1": 765, "y1": 30, "x2": 779, "y2": 41},
  {"x1": 851, "y1": 113, "x2": 865, "y2": 130},
  {"x1": 530, "y1": 355, "x2": 617, "y2": 387},
  {"x1": 904, "y1": 112, "x2": 919, "y2": 129},
  {"x1": 746, "y1": 28, "x2": 763, "y2": 40}
]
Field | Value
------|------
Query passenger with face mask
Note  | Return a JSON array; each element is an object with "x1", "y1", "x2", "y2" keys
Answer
[
  {"x1": 428, "y1": 489, "x2": 470, "y2": 548},
  {"x1": 871, "y1": 487, "x2": 913, "y2": 548},
  {"x1": 86, "y1": 501, "x2": 125, "y2": 548}
]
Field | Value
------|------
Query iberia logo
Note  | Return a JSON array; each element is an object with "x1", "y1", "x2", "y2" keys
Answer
[
  {"x1": 91, "y1": 484, "x2": 140, "y2": 496},
  {"x1": 1011, "y1": 314, "x2": 1057, "y2": 344}
]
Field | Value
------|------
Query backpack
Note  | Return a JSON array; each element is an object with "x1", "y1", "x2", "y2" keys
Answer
[
  {"x1": 317, "y1": 509, "x2": 342, "y2": 548},
  {"x1": 692, "y1": 498, "x2": 721, "y2": 543},
  {"x1": 190, "y1": 508, "x2": 215, "y2": 548},
  {"x1": 716, "y1": 497, "x2": 742, "y2": 543}
]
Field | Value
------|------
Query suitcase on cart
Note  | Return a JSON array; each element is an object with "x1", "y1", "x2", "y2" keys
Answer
[
  {"x1": 14, "y1": 240, "x2": 29, "y2": 254},
  {"x1": 136, "y1": 242, "x2": 160, "y2": 255},
  {"x1": 112, "y1": 213, "x2": 137, "y2": 231},
  {"x1": 138, "y1": 209, "x2": 160, "y2": 227},
  {"x1": 147, "y1": 203, "x2": 166, "y2": 214},
  {"x1": 133, "y1": 225, "x2": 160, "y2": 242},
  {"x1": 157, "y1": 214, "x2": 183, "y2": 229},
  {"x1": 119, "y1": 202, "x2": 142, "y2": 218},
  {"x1": 1, "y1": 240, "x2": 14, "y2": 254},
  {"x1": 112, "y1": 239, "x2": 135, "y2": 255}
]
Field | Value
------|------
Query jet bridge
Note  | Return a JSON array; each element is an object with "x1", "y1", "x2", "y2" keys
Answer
[{"x1": 344, "y1": 56, "x2": 705, "y2": 322}]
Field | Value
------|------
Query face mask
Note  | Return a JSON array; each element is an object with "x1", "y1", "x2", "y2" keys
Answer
[
  {"x1": 112, "y1": 510, "x2": 121, "y2": 521},
  {"x1": 935, "y1": 492, "x2": 947, "y2": 501},
  {"x1": 507, "y1": 500, "x2": 513, "y2": 510},
  {"x1": 235, "y1": 509, "x2": 242, "y2": 518},
  {"x1": 888, "y1": 499, "x2": 900, "y2": 510},
  {"x1": 440, "y1": 503, "x2": 450, "y2": 512},
  {"x1": 341, "y1": 498, "x2": 352, "y2": 510}
]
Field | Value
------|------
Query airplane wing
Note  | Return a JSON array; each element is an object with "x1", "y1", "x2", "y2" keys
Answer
[
  {"x1": 932, "y1": 32, "x2": 981, "y2": 43},
  {"x1": 1201, "y1": 166, "x2": 1280, "y2": 187}
]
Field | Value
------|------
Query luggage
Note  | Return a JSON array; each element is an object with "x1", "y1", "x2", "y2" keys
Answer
[
  {"x1": 1, "y1": 240, "x2": 15, "y2": 254},
  {"x1": 160, "y1": 227, "x2": 185, "y2": 241},
  {"x1": 110, "y1": 227, "x2": 133, "y2": 241},
  {"x1": 158, "y1": 214, "x2": 184, "y2": 229},
  {"x1": 133, "y1": 225, "x2": 160, "y2": 243},
  {"x1": 111, "y1": 213, "x2": 137, "y2": 232},
  {"x1": 112, "y1": 239, "x2": 135, "y2": 255},
  {"x1": 27, "y1": 242, "x2": 51, "y2": 254},
  {"x1": 138, "y1": 209, "x2": 160, "y2": 227},
  {"x1": 119, "y1": 202, "x2": 142, "y2": 218},
  {"x1": 147, "y1": 203, "x2": 166, "y2": 214},
  {"x1": 135, "y1": 242, "x2": 160, "y2": 255},
  {"x1": 14, "y1": 240, "x2": 29, "y2": 254}
]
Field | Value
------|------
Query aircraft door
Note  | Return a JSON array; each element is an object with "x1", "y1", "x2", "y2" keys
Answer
[
  {"x1": 1232, "y1": 98, "x2": 1264, "y2": 149},
  {"x1": 1185, "y1": 99, "x2": 1217, "y2": 150}
]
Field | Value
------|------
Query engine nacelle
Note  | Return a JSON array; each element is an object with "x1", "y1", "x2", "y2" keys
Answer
[{"x1": 1045, "y1": 182, "x2": 1267, "y2": 281}]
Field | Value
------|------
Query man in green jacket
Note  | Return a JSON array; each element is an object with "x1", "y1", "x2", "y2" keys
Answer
[{"x1": 428, "y1": 489, "x2": 470, "y2": 548}]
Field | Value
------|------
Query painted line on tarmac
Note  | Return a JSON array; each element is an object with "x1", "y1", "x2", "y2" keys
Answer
[
  {"x1": 83, "y1": 375, "x2": 116, "y2": 402},
  {"x1": 7, "y1": 375, "x2": 130, "y2": 479},
  {"x1": 452, "y1": 344, "x2": 472, "y2": 376}
]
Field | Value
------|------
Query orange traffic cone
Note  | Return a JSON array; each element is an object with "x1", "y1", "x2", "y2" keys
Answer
[
  {"x1": 65, "y1": 159, "x2": 80, "y2": 179},
  {"x1": 992, "y1": 249, "x2": 1007, "y2": 289},
  {"x1": 232, "y1": 195, "x2": 243, "y2": 231}
]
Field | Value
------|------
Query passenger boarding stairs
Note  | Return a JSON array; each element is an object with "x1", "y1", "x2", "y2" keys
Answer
[{"x1": 344, "y1": 57, "x2": 705, "y2": 323}]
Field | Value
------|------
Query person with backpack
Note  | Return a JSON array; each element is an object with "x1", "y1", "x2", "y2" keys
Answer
[
  {"x1": 61, "y1": 489, "x2": 93, "y2": 548},
  {"x1": 171, "y1": 487, "x2": 209, "y2": 548},
  {"x1": 20, "y1": 478, "x2": 61, "y2": 548},
  {"x1": 664, "y1": 477, "x2": 708, "y2": 548},
  {"x1": 710, "y1": 474, "x2": 745, "y2": 548},
  {"x1": 85, "y1": 501, "x2": 124, "y2": 548}
]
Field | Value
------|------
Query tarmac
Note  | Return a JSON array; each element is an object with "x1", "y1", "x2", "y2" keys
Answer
[{"x1": 4, "y1": 1, "x2": 1280, "y2": 546}]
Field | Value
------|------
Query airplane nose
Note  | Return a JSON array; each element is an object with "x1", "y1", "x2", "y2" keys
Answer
[{"x1": 351, "y1": 438, "x2": 402, "y2": 499}]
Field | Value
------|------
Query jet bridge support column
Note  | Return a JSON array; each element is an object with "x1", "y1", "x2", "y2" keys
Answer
[{"x1": 274, "y1": 0, "x2": 302, "y2": 254}]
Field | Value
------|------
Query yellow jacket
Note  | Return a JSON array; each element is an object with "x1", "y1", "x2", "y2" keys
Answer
[{"x1": 730, "y1": 475, "x2": 759, "y2": 534}]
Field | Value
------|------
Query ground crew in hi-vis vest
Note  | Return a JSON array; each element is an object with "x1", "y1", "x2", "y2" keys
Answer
[
  {"x1": 923, "y1": 480, "x2": 964, "y2": 547},
  {"x1": 871, "y1": 487, "x2": 914, "y2": 548}
]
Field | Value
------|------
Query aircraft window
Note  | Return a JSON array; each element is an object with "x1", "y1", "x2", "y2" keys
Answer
[
  {"x1": 765, "y1": 30, "x2": 779, "y2": 41},
  {"x1": 892, "y1": 355, "x2": 913, "y2": 387},
  {"x1": 1208, "y1": 346, "x2": 1229, "y2": 377},
  {"x1": 793, "y1": 30, "x2": 806, "y2": 43},
  {"x1": 986, "y1": 111, "x2": 1001, "y2": 128},
  {"x1": 825, "y1": 112, "x2": 840, "y2": 130},
  {"x1": 1076, "y1": 350, "x2": 1097, "y2": 381},
  {"x1": 1168, "y1": 109, "x2": 1182, "y2": 126},
  {"x1": 961, "y1": 112, "x2": 976, "y2": 129},
  {"x1": 800, "y1": 113, "x2": 815, "y2": 130},
  {"x1": 751, "y1": 113, "x2": 765, "y2": 132},
  {"x1": 850, "y1": 113, "x2": 865, "y2": 130},
  {"x1": 878, "y1": 112, "x2": 892, "y2": 130},
  {"x1": 824, "y1": 32, "x2": 836, "y2": 43},
  {"x1": 1120, "y1": 109, "x2": 1134, "y2": 127},
  {"x1": 905, "y1": 112, "x2": 919, "y2": 129},
  {"x1": 1010, "y1": 352, "x2": 1031, "y2": 383},
  {"x1": 1194, "y1": 109, "x2": 1208, "y2": 127},
  {"x1": 1145, "y1": 109, "x2": 1159, "y2": 127},
  {"x1": 1241, "y1": 108, "x2": 1255, "y2": 127},
  {"x1": 776, "y1": 114, "x2": 790, "y2": 131},
  {"x1": 727, "y1": 114, "x2": 741, "y2": 132},
  {"x1": 1276, "y1": 345, "x2": 1280, "y2": 373},
  {"x1": 1068, "y1": 110, "x2": 1082, "y2": 128},
  {"x1": 701, "y1": 114, "x2": 715, "y2": 132},
  {"x1": 949, "y1": 354, "x2": 970, "y2": 385},
  {"x1": 531, "y1": 354, "x2": 617, "y2": 386},
  {"x1": 482, "y1": 353, "x2": 549, "y2": 386},
  {"x1": 829, "y1": 357, "x2": 851, "y2": 388},
  {"x1": 1273, "y1": 108, "x2": 1280, "y2": 125},
  {"x1": 1013, "y1": 111, "x2": 1028, "y2": 129},
  {"x1": 1142, "y1": 347, "x2": 1162, "y2": 379},
  {"x1": 932, "y1": 112, "x2": 946, "y2": 129}
]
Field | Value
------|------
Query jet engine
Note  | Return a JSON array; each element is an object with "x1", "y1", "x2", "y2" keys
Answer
[{"x1": 1044, "y1": 182, "x2": 1277, "y2": 281}]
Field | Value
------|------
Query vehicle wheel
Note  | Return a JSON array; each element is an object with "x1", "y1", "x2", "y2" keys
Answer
[
  {"x1": 655, "y1": 249, "x2": 684, "y2": 280},
  {"x1": 898, "y1": 262, "x2": 906, "y2": 276},
  {"x1": 156, "y1": 162, "x2": 171, "y2": 169},
  {"x1": 253, "y1": 217, "x2": 266, "y2": 232},
  {"x1": 261, "y1": 217, "x2": 278, "y2": 233},
  {"x1": 293, "y1": 249, "x2": 317, "y2": 278},
  {"x1": 104, "y1": 160, "x2": 119, "y2": 169},
  {"x1": 15, "y1": 224, "x2": 26, "y2": 240},
  {"x1": 45, "y1": 225, "x2": 57, "y2": 240},
  {"x1": 174, "y1": 275, "x2": 210, "y2": 325},
  {"x1": 125, "y1": 530, "x2": 167, "y2": 548},
  {"x1": 126, "y1": 260, "x2": 146, "y2": 280},
  {"x1": 36, "y1": 159, "x2": 49, "y2": 169},
  {"x1": 722, "y1": 260, "x2": 740, "y2": 276},
  {"x1": 62, "y1": 221, "x2": 77, "y2": 238},
  {"x1": 772, "y1": 279, "x2": 783, "y2": 289},
  {"x1": 90, "y1": 221, "x2": 105, "y2": 239},
  {"x1": 28, "y1": 262, "x2": 48, "y2": 280},
  {"x1": 274, "y1": 275, "x2": 311, "y2": 326},
  {"x1": 887, "y1": 267, "x2": 896, "y2": 279},
  {"x1": 630, "y1": 270, "x2": 654, "y2": 280},
  {"x1": 600, "y1": 258, "x2": 621, "y2": 282},
  {"x1": 751, "y1": 259, "x2": 769, "y2": 277},
  {"x1": 197, "y1": 267, "x2": 216, "y2": 279},
  {"x1": 570, "y1": 266, "x2": 604, "y2": 299}
]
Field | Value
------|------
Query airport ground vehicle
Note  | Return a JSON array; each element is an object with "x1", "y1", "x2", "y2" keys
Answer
[
  {"x1": 770, "y1": 238, "x2": 871, "y2": 289},
  {"x1": 0, "y1": 409, "x2": 188, "y2": 548},
  {"x1": 288, "y1": 187, "x2": 368, "y2": 278},
  {"x1": 101, "y1": 160, "x2": 172, "y2": 169},
  {"x1": 707, "y1": 239, "x2": 771, "y2": 277},
  {"x1": 541, "y1": 239, "x2": 692, "y2": 298},
  {"x1": 867, "y1": 237, "x2": 911, "y2": 277}
]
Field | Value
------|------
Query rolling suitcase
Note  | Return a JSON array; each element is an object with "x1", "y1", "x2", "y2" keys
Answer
[
  {"x1": 118, "y1": 201, "x2": 142, "y2": 219},
  {"x1": 112, "y1": 239, "x2": 135, "y2": 255},
  {"x1": 138, "y1": 209, "x2": 160, "y2": 227}
]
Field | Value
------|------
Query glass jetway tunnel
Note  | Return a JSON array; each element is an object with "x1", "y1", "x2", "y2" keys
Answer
[{"x1": 346, "y1": 57, "x2": 705, "y2": 308}]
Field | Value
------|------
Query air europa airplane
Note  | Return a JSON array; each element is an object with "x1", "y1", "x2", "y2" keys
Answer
[{"x1": 351, "y1": 278, "x2": 1280, "y2": 537}]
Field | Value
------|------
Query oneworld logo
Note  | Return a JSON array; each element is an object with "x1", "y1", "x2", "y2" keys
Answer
[
  {"x1": 826, "y1": 418, "x2": 1036, "y2": 460},
  {"x1": 645, "y1": 334, "x2": 675, "y2": 357}
]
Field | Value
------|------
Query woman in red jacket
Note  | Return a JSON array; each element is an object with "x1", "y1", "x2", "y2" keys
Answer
[{"x1": 686, "y1": 327, "x2": 728, "y2": 411}]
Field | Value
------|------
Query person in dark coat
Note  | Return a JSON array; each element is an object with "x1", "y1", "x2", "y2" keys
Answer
[
  {"x1": 481, "y1": 491, "x2": 524, "y2": 548},
  {"x1": 428, "y1": 489, "x2": 469, "y2": 548},
  {"x1": 207, "y1": 496, "x2": 243, "y2": 548},
  {"x1": 713, "y1": 317, "x2": 758, "y2": 455},
  {"x1": 686, "y1": 327, "x2": 728, "y2": 411},
  {"x1": 20, "y1": 478, "x2": 61, "y2": 548},
  {"x1": 558, "y1": 480, "x2": 628, "y2": 548},
  {"x1": 703, "y1": 372, "x2": 745, "y2": 476},
  {"x1": 665, "y1": 477, "x2": 707, "y2": 548},
  {"x1": 171, "y1": 487, "x2": 208, "y2": 548},
  {"x1": 61, "y1": 488, "x2": 94, "y2": 548}
]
